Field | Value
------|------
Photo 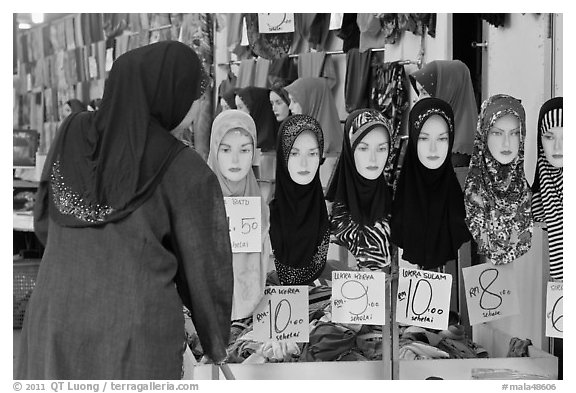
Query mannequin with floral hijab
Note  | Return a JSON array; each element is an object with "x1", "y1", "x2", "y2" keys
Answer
[{"x1": 464, "y1": 94, "x2": 533, "y2": 265}]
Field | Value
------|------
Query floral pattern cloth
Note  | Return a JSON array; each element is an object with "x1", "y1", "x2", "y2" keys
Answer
[{"x1": 464, "y1": 94, "x2": 533, "y2": 264}]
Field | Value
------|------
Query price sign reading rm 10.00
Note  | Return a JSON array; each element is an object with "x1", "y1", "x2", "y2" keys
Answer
[
  {"x1": 396, "y1": 268, "x2": 452, "y2": 331},
  {"x1": 223, "y1": 197, "x2": 262, "y2": 253},
  {"x1": 253, "y1": 286, "x2": 309, "y2": 343}
]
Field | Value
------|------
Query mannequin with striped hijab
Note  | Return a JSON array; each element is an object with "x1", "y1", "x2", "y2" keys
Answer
[{"x1": 532, "y1": 97, "x2": 563, "y2": 280}]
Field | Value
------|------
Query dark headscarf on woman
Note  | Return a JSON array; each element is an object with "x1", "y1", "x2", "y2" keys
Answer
[
  {"x1": 44, "y1": 41, "x2": 207, "y2": 227},
  {"x1": 409, "y1": 60, "x2": 477, "y2": 155},
  {"x1": 391, "y1": 98, "x2": 471, "y2": 269},
  {"x1": 236, "y1": 86, "x2": 279, "y2": 152},
  {"x1": 66, "y1": 99, "x2": 87, "y2": 113},
  {"x1": 270, "y1": 115, "x2": 329, "y2": 285},
  {"x1": 221, "y1": 88, "x2": 237, "y2": 110},
  {"x1": 326, "y1": 109, "x2": 392, "y2": 226},
  {"x1": 532, "y1": 97, "x2": 563, "y2": 280}
]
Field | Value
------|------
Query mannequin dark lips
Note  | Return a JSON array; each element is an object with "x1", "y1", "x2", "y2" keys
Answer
[
  {"x1": 427, "y1": 155, "x2": 440, "y2": 160},
  {"x1": 298, "y1": 170, "x2": 310, "y2": 175},
  {"x1": 228, "y1": 167, "x2": 241, "y2": 172},
  {"x1": 501, "y1": 150, "x2": 512, "y2": 155},
  {"x1": 367, "y1": 166, "x2": 379, "y2": 171}
]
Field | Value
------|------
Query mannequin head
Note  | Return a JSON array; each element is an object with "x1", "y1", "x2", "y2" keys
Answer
[
  {"x1": 217, "y1": 128, "x2": 254, "y2": 182},
  {"x1": 288, "y1": 93, "x2": 303, "y2": 115},
  {"x1": 270, "y1": 90, "x2": 290, "y2": 122},
  {"x1": 541, "y1": 126, "x2": 563, "y2": 168},
  {"x1": 287, "y1": 130, "x2": 320, "y2": 185},
  {"x1": 487, "y1": 113, "x2": 520, "y2": 164},
  {"x1": 353, "y1": 126, "x2": 390, "y2": 179},
  {"x1": 235, "y1": 95, "x2": 249, "y2": 114},
  {"x1": 417, "y1": 114, "x2": 450, "y2": 169}
]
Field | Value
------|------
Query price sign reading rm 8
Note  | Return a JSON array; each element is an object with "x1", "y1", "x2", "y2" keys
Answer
[{"x1": 223, "y1": 197, "x2": 262, "y2": 253}]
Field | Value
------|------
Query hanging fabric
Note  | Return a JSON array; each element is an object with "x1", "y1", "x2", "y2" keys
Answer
[{"x1": 344, "y1": 48, "x2": 373, "y2": 112}]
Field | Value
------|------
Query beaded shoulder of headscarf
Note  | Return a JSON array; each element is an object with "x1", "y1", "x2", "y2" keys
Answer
[{"x1": 414, "y1": 108, "x2": 454, "y2": 133}]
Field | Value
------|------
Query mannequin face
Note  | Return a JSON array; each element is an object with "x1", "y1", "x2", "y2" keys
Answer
[
  {"x1": 287, "y1": 131, "x2": 320, "y2": 185},
  {"x1": 353, "y1": 127, "x2": 390, "y2": 180},
  {"x1": 217, "y1": 128, "x2": 254, "y2": 182},
  {"x1": 288, "y1": 93, "x2": 303, "y2": 115},
  {"x1": 487, "y1": 114, "x2": 520, "y2": 164},
  {"x1": 235, "y1": 96, "x2": 249, "y2": 114},
  {"x1": 220, "y1": 97, "x2": 231, "y2": 111},
  {"x1": 270, "y1": 91, "x2": 290, "y2": 121},
  {"x1": 171, "y1": 102, "x2": 196, "y2": 132},
  {"x1": 542, "y1": 126, "x2": 563, "y2": 168},
  {"x1": 417, "y1": 115, "x2": 450, "y2": 169}
]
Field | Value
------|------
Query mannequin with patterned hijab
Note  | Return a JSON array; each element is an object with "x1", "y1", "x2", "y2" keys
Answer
[
  {"x1": 464, "y1": 94, "x2": 533, "y2": 265},
  {"x1": 270, "y1": 115, "x2": 329, "y2": 285},
  {"x1": 207, "y1": 110, "x2": 271, "y2": 319},
  {"x1": 532, "y1": 97, "x2": 563, "y2": 281},
  {"x1": 326, "y1": 109, "x2": 394, "y2": 271}
]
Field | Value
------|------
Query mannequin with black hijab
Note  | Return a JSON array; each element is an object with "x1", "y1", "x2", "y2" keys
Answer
[
  {"x1": 391, "y1": 97, "x2": 471, "y2": 269},
  {"x1": 270, "y1": 114, "x2": 329, "y2": 285},
  {"x1": 326, "y1": 109, "x2": 394, "y2": 271},
  {"x1": 236, "y1": 86, "x2": 279, "y2": 152}
]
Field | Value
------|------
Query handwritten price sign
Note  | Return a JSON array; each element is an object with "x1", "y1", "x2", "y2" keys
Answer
[
  {"x1": 462, "y1": 263, "x2": 519, "y2": 325},
  {"x1": 396, "y1": 268, "x2": 452, "y2": 330},
  {"x1": 223, "y1": 197, "x2": 262, "y2": 253},
  {"x1": 331, "y1": 271, "x2": 386, "y2": 325},
  {"x1": 258, "y1": 14, "x2": 295, "y2": 33},
  {"x1": 253, "y1": 286, "x2": 309, "y2": 343},
  {"x1": 545, "y1": 282, "x2": 562, "y2": 339}
]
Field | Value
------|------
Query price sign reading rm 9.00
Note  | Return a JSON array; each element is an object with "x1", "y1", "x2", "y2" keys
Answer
[
  {"x1": 253, "y1": 286, "x2": 309, "y2": 343},
  {"x1": 223, "y1": 197, "x2": 262, "y2": 253}
]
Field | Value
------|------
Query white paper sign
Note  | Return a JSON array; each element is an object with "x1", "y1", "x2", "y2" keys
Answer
[
  {"x1": 258, "y1": 13, "x2": 295, "y2": 33},
  {"x1": 329, "y1": 13, "x2": 344, "y2": 30},
  {"x1": 253, "y1": 286, "x2": 309, "y2": 343},
  {"x1": 396, "y1": 268, "x2": 452, "y2": 330},
  {"x1": 331, "y1": 271, "x2": 386, "y2": 325},
  {"x1": 545, "y1": 282, "x2": 563, "y2": 339},
  {"x1": 223, "y1": 197, "x2": 262, "y2": 253},
  {"x1": 462, "y1": 263, "x2": 519, "y2": 325}
]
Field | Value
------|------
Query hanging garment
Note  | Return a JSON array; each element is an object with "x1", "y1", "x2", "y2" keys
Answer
[
  {"x1": 16, "y1": 41, "x2": 232, "y2": 379},
  {"x1": 226, "y1": 13, "x2": 244, "y2": 52},
  {"x1": 309, "y1": 13, "x2": 331, "y2": 51},
  {"x1": 464, "y1": 94, "x2": 533, "y2": 265},
  {"x1": 297, "y1": 52, "x2": 337, "y2": 88},
  {"x1": 369, "y1": 61, "x2": 410, "y2": 186},
  {"x1": 357, "y1": 14, "x2": 400, "y2": 52},
  {"x1": 336, "y1": 13, "x2": 360, "y2": 53},
  {"x1": 290, "y1": 13, "x2": 316, "y2": 54},
  {"x1": 531, "y1": 97, "x2": 563, "y2": 280},
  {"x1": 237, "y1": 59, "x2": 256, "y2": 88},
  {"x1": 254, "y1": 57, "x2": 271, "y2": 87},
  {"x1": 397, "y1": 13, "x2": 437, "y2": 37},
  {"x1": 207, "y1": 110, "x2": 271, "y2": 319},
  {"x1": 409, "y1": 60, "x2": 478, "y2": 155},
  {"x1": 236, "y1": 87, "x2": 279, "y2": 152},
  {"x1": 391, "y1": 98, "x2": 471, "y2": 269},
  {"x1": 284, "y1": 77, "x2": 343, "y2": 154},
  {"x1": 326, "y1": 109, "x2": 394, "y2": 271},
  {"x1": 268, "y1": 55, "x2": 298, "y2": 87},
  {"x1": 480, "y1": 14, "x2": 507, "y2": 28},
  {"x1": 244, "y1": 13, "x2": 293, "y2": 60},
  {"x1": 344, "y1": 48, "x2": 373, "y2": 112},
  {"x1": 270, "y1": 115, "x2": 329, "y2": 285}
]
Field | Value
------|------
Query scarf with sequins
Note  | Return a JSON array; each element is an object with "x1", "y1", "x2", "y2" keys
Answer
[
  {"x1": 464, "y1": 94, "x2": 533, "y2": 264},
  {"x1": 269, "y1": 114, "x2": 329, "y2": 284},
  {"x1": 532, "y1": 97, "x2": 563, "y2": 280},
  {"x1": 45, "y1": 41, "x2": 208, "y2": 227},
  {"x1": 391, "y1": 97, "x2": 471, "y2": 269}
]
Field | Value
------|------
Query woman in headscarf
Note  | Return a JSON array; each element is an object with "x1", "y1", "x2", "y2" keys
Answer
[
  {"x1": 391, "y1": 98, "x2": 471, "y2": 270},
  {"x1": 409, "y1": 60, "x2": 478, "y2": 166},
  {"x1": 17, "y1": 41, "x2": 233, "y2": 379},
  {"x1": 207, "y1": 109, "x2": 271, "y2": 319},
  {"x1": 284, "y1": 77, "x2": 343, "y2": 155},
  {"x1": 464, "y1": 94, "x2": 533, "y2": 265},
  {"x1": 532, "y1": 97, "x2": 563, "y2": 281},
  {"x1": 270, "y1": 114, "x2": 329, "y2": 285},
  {"x1": 326, "y1": 109, "x2": 394, "y2": 271},
  {"x1": 235, "y1": 86, "x2": 278, "y2": 152}
]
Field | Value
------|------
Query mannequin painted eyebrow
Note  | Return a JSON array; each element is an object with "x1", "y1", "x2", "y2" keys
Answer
[
  {"x1": 290, "y1": 146, "x2": 320, "y2": 152},
  {"x1": 490, "y1": 126, "x2": 521, "y2": 133},
  {"x1": 220, "y1": 142, "x2": 253, "y2": 148}
]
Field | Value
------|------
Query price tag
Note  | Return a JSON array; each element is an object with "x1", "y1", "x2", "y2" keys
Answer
[
  {"x1": 545, "y1": 282, "x2": 562, "y2": 339},
  {"x1": 462, "y1": 263, "x2": 519, "y2": 325},
  {"x1": 331, "y1": 271, "x2": 386, "y2": 325},
  {"x1": 258, "y1": 14, "x2": 295, "y2": 33},
  {"x1": 253, "y1": 286, "x2": 309, "y2": 343},
  {"x1": 396, "y1": 268, "x2": 452, "y2": 330},
  {"x1": 223, "y1": 197, "x2": 262, "y2": 253}
]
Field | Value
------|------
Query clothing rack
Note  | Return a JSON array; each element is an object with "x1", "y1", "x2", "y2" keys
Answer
[
  {"x1": 128, "y1": 24, "x2": 173, "y2": 35},
  {"x1": 217, "y1": 47, "x2": 387, "y2": 67}
]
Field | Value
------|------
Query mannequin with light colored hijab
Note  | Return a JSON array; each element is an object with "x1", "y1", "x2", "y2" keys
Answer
[{"x1": 207, "y1": 110, "x2": 271, "y2": 320}]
